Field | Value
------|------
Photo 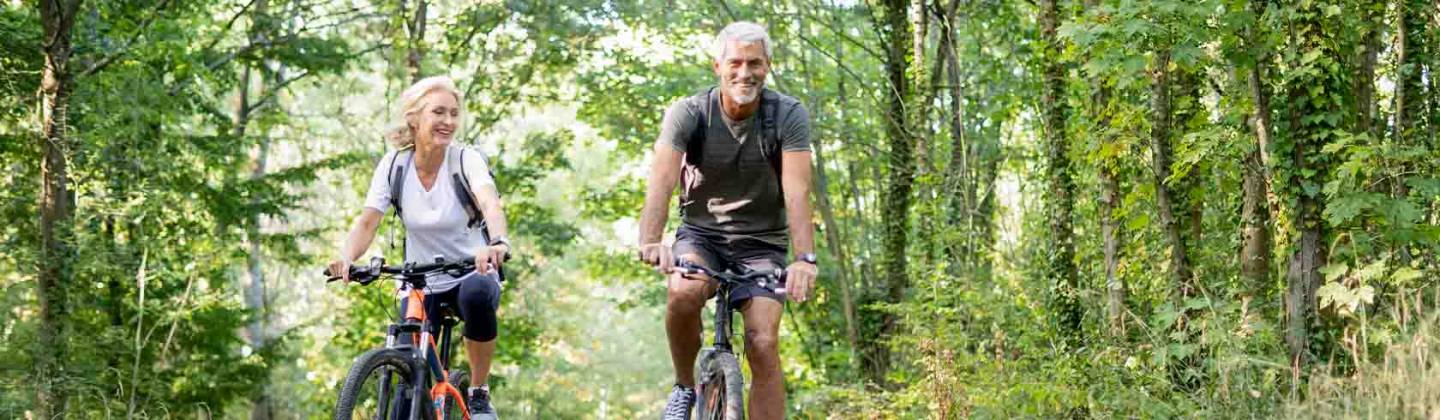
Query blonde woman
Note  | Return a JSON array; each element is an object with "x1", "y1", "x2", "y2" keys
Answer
[{"x1": 328, "y1": 76, "x2": 509, "y2": 419}]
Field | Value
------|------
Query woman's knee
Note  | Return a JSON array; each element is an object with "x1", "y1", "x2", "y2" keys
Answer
[
  {"x1": 459, "y1": 273, "x2": 501, "y2": 309},
  {"x1": 458, "y1": 274, "x2": 501, "y2": 342}
]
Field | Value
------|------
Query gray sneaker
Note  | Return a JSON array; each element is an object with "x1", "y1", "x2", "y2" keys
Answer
[
  {"x1": 662, "y1": 384, "x2": 696, "y2": 420},
  {"x1": 468, "y1": 387, "x2": 497, "y2": 420}
]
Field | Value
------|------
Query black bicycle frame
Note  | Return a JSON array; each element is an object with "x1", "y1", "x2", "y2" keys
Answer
[{"x1": 712, "y1": 282, "x2": 737, "y2": 353}]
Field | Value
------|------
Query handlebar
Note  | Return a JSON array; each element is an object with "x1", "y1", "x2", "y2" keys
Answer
[
  {"x1": 324, "y1": 256, "x2": 478, "y2": 287},
  {"x1": 673, "y1": 259, "x2": 787, "y2": 295}
]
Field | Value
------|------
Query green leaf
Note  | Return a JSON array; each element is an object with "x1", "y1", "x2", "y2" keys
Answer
[
  {"x1": 1392, "y1": 267, "x2": 1422, "y2": 284},
  {"x1": 1356, "y1": 260, "x2": 1387, "y2": 281},
  {"x1": 1184, "y1": 297, "x2": 1209, "y2": 311},
  {"x1": 1320, "y1": 263, "x2": 1349, "y2": 281},
  {"x1": 1355, "y1": 285, "x2": 1375, "y2": 307},
  {"x1": 1316, "y1": 282, "x2": 1350, "y2": 312}
]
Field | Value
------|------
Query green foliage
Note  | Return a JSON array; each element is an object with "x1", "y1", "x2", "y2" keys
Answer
[{"x1": 4, "y1": 0, "x2": 1439, "y2": 417}]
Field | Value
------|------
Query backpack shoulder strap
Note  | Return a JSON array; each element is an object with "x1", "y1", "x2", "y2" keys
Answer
[
  {"x1": 684, "y1": 87, "x2": 716, "y2": 168},
  {"x1": 447, "y1": 145, "x2": 484, "y2": 229},
  {"x1": 759, "y1": 89, "x2": 782, "y2": 176},
  {"x1": 450, "y1": 145, "x2": 508, "y2": 282},
  {"x1": 389, "y1": 148, "x2": 413, "y2": 218}
]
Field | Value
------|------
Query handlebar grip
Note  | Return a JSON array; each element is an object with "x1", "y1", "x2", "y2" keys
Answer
[{"x1": 323, "y1": 267, "x2": 358, "y2": 283}]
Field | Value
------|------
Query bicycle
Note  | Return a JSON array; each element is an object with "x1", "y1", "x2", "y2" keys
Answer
[
  {"x1": 672, "y1": 259, "x2": 786, "y2": 420},
  {"x1": 325, "y1": 256, "x2": 480, "y2": 420}
]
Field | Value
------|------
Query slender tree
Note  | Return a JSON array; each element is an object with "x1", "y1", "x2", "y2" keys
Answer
[
  {"x1": 1240, "y1": 0, "x2": 1275, "y2": 296},
  {"x1": 36, "y1": 0, "x2": 84, "y2": 416},
  {"x1": 1039, "y1": 0, "x2": 1080, "y2": 338},
  {"x1": 403, "y1": 0, "x2": 427, "y2": 82},
  {"x1": 866, "y1": 0, "x2": 915, "y2": 384},
  {"x1": 1280, "y1": 0, "x2": 1346, "y2": 363},
  {"x1": 240, "y1": 2, "x2": 274, "y2": 418}
]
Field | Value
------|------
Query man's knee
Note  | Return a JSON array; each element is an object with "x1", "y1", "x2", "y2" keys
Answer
[
  {"x1": 666, "y1": 274, "x2": 709, "y2": 314},
  {"x1": 743, "y1": 329, "x2": 781, "y2": 368}
]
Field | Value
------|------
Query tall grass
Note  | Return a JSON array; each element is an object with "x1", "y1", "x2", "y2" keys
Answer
[{"x1": 1286, "y1": 305, "x2": 1440, "y2": 419}]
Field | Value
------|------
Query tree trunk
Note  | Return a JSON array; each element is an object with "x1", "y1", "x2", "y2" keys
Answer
[
  {"x1": 1353, "y1": 0, "x2": 1381, "y2": 138},
  {"x1": 811, "y1": 28, "x2": 859, "y2": 359},
  {"x1": 1391, "y1": 0, "x2": 1428, "y2": 263},
  {"x1": 1282, "y1": 1, "x2": 1344, "y2": 364},
  {"x1": 1241, "y1": 0, "x2": 1276, "y2": 296},
  {"x1": 1101, "y1": 161, "x2": 1123, "y2": 333},
  {"x1": 1395, "y1": 0, "x2": 1428, "y2": 149},
  {"x1": 941, "y1": 0, "x2": 973, "y2": 270},
  {"x1": 1240, "y1": 150, "x2": 1272, "y2": 290},
  {"x1": 1083, "y1": 0, "x2": 1125, "y2": 335},
  {"x1": 1148, "y1": 51, "x2": 1196, "y2": 305},
  {"x1": 865, "y1": 0, "x2": 915, "y2": 385},
  {"x1": 814, "y1": 135, "x2": 859, "y2": 356},
  {"x1": 1039, "y1": 0, "x2": 1080, "y2": 338},
  {"x1": 404, "y1": 0, "x2": 427, "y2": 83},
  {"x1": 974, "y1": 125, "x2": 999, "y2": 280},
  {"x1": 973, "y1": 81, "x2": 1001, "y2": 281},
  {"x1": 37, "y1": 1, "x2": 83, "y2": 417},
  {"x1": 239, "y1": 2, "x2": 273, "y2": 418}
]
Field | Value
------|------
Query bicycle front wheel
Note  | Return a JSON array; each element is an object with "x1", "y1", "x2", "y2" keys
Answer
[
  {"x1": 334, "y1": 348, "x2": 423, "y2": 420},
  {"x1": 695, "y1": 348, "x2": 746, "y2": 420}
]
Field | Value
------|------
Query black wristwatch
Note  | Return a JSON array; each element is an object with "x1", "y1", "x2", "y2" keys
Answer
[
  {"x1": 489, "y1": 236, "x2": 510, "y2": 249},
  {"x1": 794, "y1": 252, "x2": 818, "y2": 266}
]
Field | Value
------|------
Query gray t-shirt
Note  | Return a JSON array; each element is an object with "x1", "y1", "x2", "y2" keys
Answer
[{"x1": 658, "y1": 88, "x2": 811, "y2": 246}]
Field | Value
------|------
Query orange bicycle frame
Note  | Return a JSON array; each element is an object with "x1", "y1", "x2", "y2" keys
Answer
[{"x1": 401, "y1": 287, "x2": 470, "y2": 419}]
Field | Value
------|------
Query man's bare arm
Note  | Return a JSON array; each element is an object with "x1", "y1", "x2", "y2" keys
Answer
[
  {"x1": 781, "y1": 151, "x2": 815, "y2": 255},
  {"x1": 639, "y1": 143, "x2": 685, "y2": 250}
]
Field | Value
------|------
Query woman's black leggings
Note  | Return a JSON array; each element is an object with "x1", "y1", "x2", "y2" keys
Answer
[{"x1": 401, "y1": 271, "x2": 502, "y2": 342}]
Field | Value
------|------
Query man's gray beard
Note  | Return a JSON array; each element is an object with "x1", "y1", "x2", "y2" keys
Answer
[{"x1": 726, "y1": 80, "x2": 764, "y2": 105}]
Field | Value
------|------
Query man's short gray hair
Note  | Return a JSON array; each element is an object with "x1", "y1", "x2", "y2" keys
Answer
[{"x1": 710, "y1": 22, "x2": 773, "y2": 63}]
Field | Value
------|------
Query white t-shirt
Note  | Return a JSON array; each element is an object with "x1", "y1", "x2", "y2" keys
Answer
[{"x1": 364, "y1": 144, "x2": 496, "y2": 292}]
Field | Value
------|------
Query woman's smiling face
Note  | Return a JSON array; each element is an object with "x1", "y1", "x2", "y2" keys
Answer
[{"x1": 412, "y1": 91, "x2": 460, "y2": 147}]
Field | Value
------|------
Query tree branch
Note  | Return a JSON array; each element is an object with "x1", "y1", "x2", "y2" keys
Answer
[
  {"x1": 77, "y1": 0, "x2": 173, "y2": 79},
  {"x1": 167, "y1": 9, "x2": 383, "y2": 96},
  {"x1": 238, "y1": 40, "x2": 387, "y2": 114},
  {"x1": 243, "y1": 69, "x2": 311, "y2": 115},
  {"x1": 198, "y1": 0, "x2": 261, "y2": 55},
  {"x1": 711, "y1": 0, "x2": 741, "y2": 20}
]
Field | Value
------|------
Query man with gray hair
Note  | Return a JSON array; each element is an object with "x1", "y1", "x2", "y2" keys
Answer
[{"x1": 637, "y1": 21, "x2": 818, "y2": 419}]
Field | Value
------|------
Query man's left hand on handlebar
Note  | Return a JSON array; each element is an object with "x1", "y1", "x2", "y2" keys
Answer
[
  {"x1": 638, "y1": 242, "x2": 674, "y2": 274},
  {"x1": 785, "y1": 261, "x2": 817, "y2": 303}
]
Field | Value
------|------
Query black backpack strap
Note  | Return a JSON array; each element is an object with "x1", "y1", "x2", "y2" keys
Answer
[
  {"x1": 448, "y1": 145, "x2": 484, "y2": 229},
  {"x1": 388, "y1": 148, "x2": 413, "y2": 260},
  {"x1": 450, "y1": 145, "x2": 508, "y2": 282},
  {"x1": 684, "y1": 87, "x2": 716, "y2": 168},
  {"x1": 759, "y1": 89, "x2": 782, "y2": 177},
  {"x1": 389, "y1": 149, "x2": 413, "y2": 218}
]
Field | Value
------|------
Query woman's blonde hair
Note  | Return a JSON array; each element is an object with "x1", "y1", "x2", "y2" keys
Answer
[{"x1": 384, "y1": 76, "x2": 463, "y2": 148}]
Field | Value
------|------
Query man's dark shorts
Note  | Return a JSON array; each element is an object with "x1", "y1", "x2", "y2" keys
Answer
[{"x1": 673, "y1": 224, "x2": 787, "y2": 305}]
